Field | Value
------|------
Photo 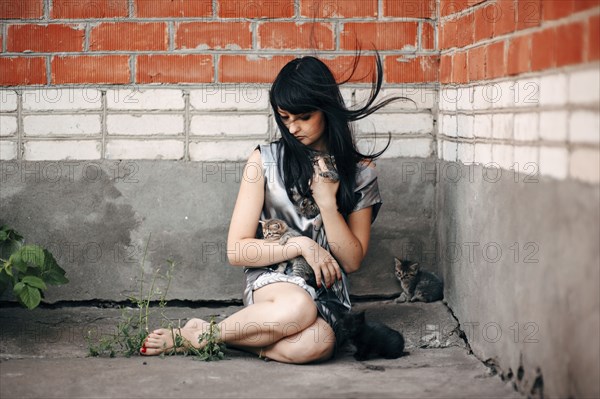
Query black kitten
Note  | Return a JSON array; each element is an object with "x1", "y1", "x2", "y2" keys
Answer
[{"x1": 340, "y1": 311, "x2": 405, "y2": 361}]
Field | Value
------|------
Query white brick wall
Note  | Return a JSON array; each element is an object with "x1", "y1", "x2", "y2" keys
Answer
[
  {"x1": 1, "y1": 65, "x2": 596, "y2": 186},
  {"x1": 457, "y1": 114, "x2": 474, "y2": 138},
  {"x1": 569, "y1": 111, "x2": 600, "y2": 144},
  {"x1": 0, "y1": 141, "x2": 17, "y2": 160},
  {"x1": 539, "y1": 74, "x2": 567, "y2": 106},
  {"x1": 106, "y1": 140, "x2": 184, "y2": 160},
  {"x1": 539, "y1": 146, "x2": 569, "y2": 180},
  {"x1": 106, "y1": 89, "x2": 185, "y2": 110},
  {"x1": 1, "y1": 91, "x2": 18, "y2": 112},
  {"x1": 442, "y1": 140, "x2": 457, "y2": 162},
  {"x1": 492, "y1": 113, "x2": 514, "y2": 140},
  {"x1": 440, "y1": 66, "x2": 599, "y2": 183},
  {"x1": 441, "y1": 114, "x2": 457, "y2": 137},
  {"x1": 492, "y1": 144, "x2": 514, "y2": 169},
  {"x1": 356, "y1": 113, "x2": 433, "y2": 135},
  {"x1": 190, "y1": 86, "x2": 269, "y2": 111},
  {"x1": 107, "y1": 114, "x2": 184, "y2": 136},
  {"x1": 568, "y1": 69, "x2": 600, "y2": 104},
  {"x1": 456, "y1": 87, "x2": 473, "y2": 111},
  {"x1": 473, "y1": 114, "x2": 493, "y2": 138},
  {"x1": 189, "y1": 140, "x2": 261, "y2": 161},
  {"x1": 0, "y1": 116, "x2": 17, "y2": 136},
  {"x1": 474, "y1": 143, "x2": 493, "y2": 165},
  {"x1": 356, "y1": 137, "x2": 433, "y2": 158},
  {"x1": 191, "y1": 114, "x2": 269, "y2": 136},
  {"x1": 24, "y1": 115, "x2": 101, "y2": 136},
  {"x1": 24, "y1": 141, "x2": 101, "y2": 161},
  {"x1": 539, "y1": 111, "x2": 568, "y2": 141},
  {"x1": 354, "y1": 87, "x2": 437, "y2": 110},
  {"x1": 513, "y1": 146, "x2": 539, "y2": 175},
  {"x1": 439, "y1": 88, "x2": 458, "y2": 111},
  {"x1": 514, "y1": 112, "x2": 539, "y2": 142},
  {"x1": 457, "y1": 142, "x2": 474, "y2": 164},
  {"x1": 570, "y1": 149, "x2": 600, "y2": 183},
  {"x1": 23, "y1": 88, "x2": 102, "y2": 111}
]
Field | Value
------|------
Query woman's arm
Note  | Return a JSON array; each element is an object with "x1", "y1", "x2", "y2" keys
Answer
[
  {"x1": 227, "y1": 150, "x2": 342, "y2": 288},
  {"x1": 311, "y1": 159, "x2": 374, "y2": 274}
]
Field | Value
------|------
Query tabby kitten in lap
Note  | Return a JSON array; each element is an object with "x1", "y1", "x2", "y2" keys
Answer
[
  {"x1": 394, "y1": 258, "x2": 443, "y2": 303},
  {"x1": 260, "y1": 218, "x2": 317, "y2": 288}
]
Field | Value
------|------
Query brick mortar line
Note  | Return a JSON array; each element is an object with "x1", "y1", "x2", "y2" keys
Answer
[
  {"x1": 168, "y1": 21, "x2": 175, "y2": 51},
  {"x1": 212, "y1": 0, "x2": 218, "y2": 19},
  {"x1": 1, "y1": 24, "x2": 6, "y2": 52},
  {"x1": 0, "y1": 49, "x2": 440, "y2": 56},
  {"x1": 45, "y1": 55, "x2": 51, "y2": 85},
  {"x1": 438, "y1": 104, "x2": 600, "y2": 113},
  {"x1": 9, "y1": 131, "x2": 436, "y2": 140},
  {"x1": 101, "y1": 90, "x2": 107, "y2": 159},
  {"x1": 83, "y1": 23, "x2": 90, "y2": 51},
  {"x1": 43, "y1": 0, "x2": 50, "y2": 20},
  {"x1": 184, "y1": 90, "x2": 190, "y2": 161},
  {"x1": 129, "y1": 55, "x2": 135, "y2": 84},
  {"x1": 0, "y1": 17, "x2": 436, "y2": 24},
  {"x1": 0, "y1": 83, "x2": 439, "y2": 90},
  {"x1": 128, "y1": 0, "x2": 135, "y2": 18},
  {"x1": 16, "y1": 91, "x2": 23, "y2": 160},
  {"x1": 438, "y1": 135, "x2": 600, "y2": 149}
]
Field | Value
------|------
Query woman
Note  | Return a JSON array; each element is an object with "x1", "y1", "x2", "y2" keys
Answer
[{"x1": 142, "y1": 54, "x2": 400, "y2": 363}]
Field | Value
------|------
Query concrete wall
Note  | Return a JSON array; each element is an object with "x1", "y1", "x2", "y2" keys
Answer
[
  {"x1": 437, "y1": 162, "x2": 600, "y2": 398},
  {"x1": 0, "y1": 157, "x2": 435, "y2": 303}
]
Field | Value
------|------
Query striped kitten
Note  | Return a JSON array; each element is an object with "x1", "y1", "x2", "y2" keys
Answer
[
  {"x1": 394, "y1": 258, "x2": 443, "y2": 303},
  {"x1": 260, "y1": 219, "x2": 317, "y2": 288}
]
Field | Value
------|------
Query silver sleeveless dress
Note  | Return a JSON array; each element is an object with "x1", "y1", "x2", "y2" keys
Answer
[{"x1": 243, "y1": 142, "x2": 382, "y2": 335}]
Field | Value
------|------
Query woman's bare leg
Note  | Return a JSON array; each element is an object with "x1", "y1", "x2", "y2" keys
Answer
[
  {"x1": 142, "y1": 282, "x2": 318, "y2": 356},
  {"x1": 217, "y1": 282, "x2": 318, "y2": 347},
  {"x1": 142, "y1": 318, "x2": 210, "y2": 355},
  {"x1": 234, "y1": 316, "x2": 336, "y2": 364}
]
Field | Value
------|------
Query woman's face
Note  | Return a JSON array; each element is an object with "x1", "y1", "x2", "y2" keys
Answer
[{"x1": 277, "y1": 108, "x2": 326, "y2": 151}]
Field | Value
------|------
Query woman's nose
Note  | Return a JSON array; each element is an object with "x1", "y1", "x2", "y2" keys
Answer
[{"x1": 288, "y1": 122, "x2": 300, "y2": 134}]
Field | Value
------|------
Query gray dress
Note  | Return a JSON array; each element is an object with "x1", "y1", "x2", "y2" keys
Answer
[{"x1": 243, "y1": 142, "x2": 382, "y2": 337}]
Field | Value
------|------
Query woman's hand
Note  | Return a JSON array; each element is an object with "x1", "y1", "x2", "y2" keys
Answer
[
  {"x1": 293, "y1": 236, "x2": 342, "y2": 288},
  {"x1": 310, "y1": 157, "x2": 339, "y2": 211}
]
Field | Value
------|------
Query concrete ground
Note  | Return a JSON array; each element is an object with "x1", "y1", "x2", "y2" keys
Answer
[{"x1": 0, "y1": 300, "x2": 522, "y2": 399}]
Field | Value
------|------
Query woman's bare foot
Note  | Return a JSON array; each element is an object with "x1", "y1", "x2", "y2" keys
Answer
[{"x1": 141, "y1": 320, "x2": 210, "y2": 356}]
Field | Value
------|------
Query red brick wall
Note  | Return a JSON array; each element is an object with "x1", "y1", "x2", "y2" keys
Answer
[
  {"x1": 440, "y1": 0, "x2": 600, "y2": 84},
  {"x1": 0, "y1": 0, "x2": 437, "y2": 86}
]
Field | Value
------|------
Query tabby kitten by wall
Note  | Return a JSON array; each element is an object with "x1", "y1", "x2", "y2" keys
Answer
[
  {"x1": 260, "y1": 218, "x2": 317, "y2": 288},
  {"x1": 394, "y1": 258, "x2": 443, "y2": 303},
  {"x1": 340, "y1": 311, "x2": 405, "y2": 360}
]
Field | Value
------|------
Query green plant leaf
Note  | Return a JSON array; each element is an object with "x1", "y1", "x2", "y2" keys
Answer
[
  {"x1": 8, "y1": 251, "x2": 27, "y2": 273},
  {"x1": 13, "y1": 281, "x2": 25, "y2": 294},
  {"x1": 22, "y1": 275, "x2": 47, "y2": 290},
  {"x1": 18, "y1": 285, "x2": 42, "y2": 310},
  {"x1": 40, "y1": 250, "x2": 68, "y2": 285},
  {"x1": 0, "y1": 225, "x2": 23, "y2": 242},
  {"x1": 20, "y1": 245, "x2": 45, "y2": 268},
  {"x1": 0, "y1": 228, "x2": 23, "y2": 260}
]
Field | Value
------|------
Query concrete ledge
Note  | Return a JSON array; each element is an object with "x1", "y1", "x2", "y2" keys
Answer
[{"x1": 0, "y1": 301, "x2": 521, "y2": 398}]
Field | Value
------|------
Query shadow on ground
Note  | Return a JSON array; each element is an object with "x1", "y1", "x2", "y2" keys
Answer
[{"x1": 0, "y1": 301, "x2": 521, "y2": 399}]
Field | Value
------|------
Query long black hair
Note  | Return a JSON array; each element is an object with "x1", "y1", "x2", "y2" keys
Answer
[{"x1": 269, "y1": 53, "x2": 407, "y2": 215}]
